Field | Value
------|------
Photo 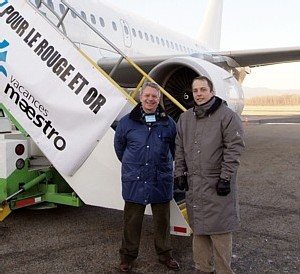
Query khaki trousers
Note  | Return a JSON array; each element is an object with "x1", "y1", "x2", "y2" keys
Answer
[{"x1": 193, "y1": 233, "x2": 235, "y2": 274}]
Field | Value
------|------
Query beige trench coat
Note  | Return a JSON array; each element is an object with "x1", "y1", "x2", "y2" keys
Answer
[{"x1": 175, "y1": 102, "x2": 245, "y2": 235}]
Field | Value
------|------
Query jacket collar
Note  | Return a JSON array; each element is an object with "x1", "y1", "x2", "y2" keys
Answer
[
  {"x1": 193, "y1": 96, "x2": 224, "y2": 118},
  {"x1": 129, "y1": 103, "x2": 168, "y2": 124}
]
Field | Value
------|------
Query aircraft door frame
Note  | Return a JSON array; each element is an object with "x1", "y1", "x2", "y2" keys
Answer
[{"x1": 120, "y1": 19, "x2": 132, "y2": 48}]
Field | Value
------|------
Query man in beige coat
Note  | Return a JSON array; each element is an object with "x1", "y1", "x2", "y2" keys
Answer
[{"x1": 174, "y1": 76, "x2": 245, "y2": 274}]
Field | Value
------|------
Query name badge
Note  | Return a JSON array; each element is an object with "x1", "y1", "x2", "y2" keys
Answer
[{"x1": 145, "y1": 115, "x2": 156, "y2": 123}]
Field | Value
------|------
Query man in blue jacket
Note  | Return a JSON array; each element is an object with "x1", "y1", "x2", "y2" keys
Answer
[{"x1": 114, "y1": 82, "x2": 180, "y2": 272}]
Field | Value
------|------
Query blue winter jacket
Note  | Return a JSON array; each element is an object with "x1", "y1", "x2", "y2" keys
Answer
[{"x1": 114, "y1": 103, "x2": 176, "y2": 205}]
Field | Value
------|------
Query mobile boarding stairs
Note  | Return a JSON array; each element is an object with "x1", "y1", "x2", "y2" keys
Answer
[{"x1": 0, "y1": 0, "x2": 190, "y2": 236}]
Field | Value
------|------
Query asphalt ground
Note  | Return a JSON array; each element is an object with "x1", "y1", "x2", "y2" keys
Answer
[{"x1": 0, "y1": 116, "x2": 299, "y2": 274}]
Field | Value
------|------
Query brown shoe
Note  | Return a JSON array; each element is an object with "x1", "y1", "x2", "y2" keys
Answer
[
  {"x1": 119, "y1": 261, "x2": 132, "y2": 273},
  {"x1": 160, "y1": 257, "x2": 180, "y2": 271}
]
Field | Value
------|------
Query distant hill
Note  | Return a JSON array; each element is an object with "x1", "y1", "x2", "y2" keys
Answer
[{"x1": 242, "y1": 87, "x2": 300, "y2": 99}]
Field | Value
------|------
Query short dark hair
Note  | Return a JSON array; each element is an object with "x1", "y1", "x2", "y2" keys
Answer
[{"x1": 192, "y1": 76, "x2": 213, "y2": 92}]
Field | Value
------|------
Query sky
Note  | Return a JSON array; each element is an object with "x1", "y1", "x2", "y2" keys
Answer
[{"x1": 107, "y1": 0, "x2": 300, "y2": 90}]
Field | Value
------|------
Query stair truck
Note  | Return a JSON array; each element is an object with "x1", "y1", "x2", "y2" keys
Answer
[{"x1": 0, "y1": 0, "x2": 190, "y2": 236}]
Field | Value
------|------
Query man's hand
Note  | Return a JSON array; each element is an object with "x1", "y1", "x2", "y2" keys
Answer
[
  {"x1": 216, "y1": 178, "x2": 231, "y2": 196},
  {"x1": 174, "y1": 175, "x2": 189, "y2": 191}
]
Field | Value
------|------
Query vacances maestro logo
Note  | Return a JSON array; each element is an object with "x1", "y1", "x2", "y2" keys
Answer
[{"x1": 0, "y1": 36, "x2": 66, "y2": 150}]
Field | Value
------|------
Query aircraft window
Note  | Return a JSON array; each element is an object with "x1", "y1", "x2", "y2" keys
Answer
[
  {"x1": 132, "y1": 28, "x2": 136, "y2": 37},
  {"x1": 47, "y1": 0, "x2": 54, "y2": 10},
  {"x1": 179, "y1": 45, "x2": 183, "y2": 51},
  {"x1": 112, "y1": 21, "x2": 117, "y2": 31},
  {"x1": 144, "y1": 33, "x2": 149, "y2": 41},
  {"x1": 170, "y1": 42, "x2": 174, "y2": 49},
  {"x1": 81, "y1": 11, "x2": 87, "y2": 21},
  {"x1": 166, "y1": 40, "x2": 170, "y2": 48},
  {"x1": 99, "y1": 17, "x2": 105, "y2": 27},
  {"x1": 161, "y1": 38, "x2": 165, "y2": 47},
  {"x1": 90, "y1": 14, "x2": 96, "y2": 24},
  {"x1": 156, "y1": 36, "x2": 160, "y2": 45},
  {"x1": 138, "y1": 30, "x2": 143, "y2": 39},
  {"x1": 124, "y1": 25, "x2": 129, "y2": 35},
  {"x1": 183, "y1": 46, "x2": 187, "y2": 53},
  {"x1": 59, "y1": 3, "x2": 65, "y2": 14},
  {"x1": 34, "y1": 0, "x2": 40, "y2": 6},
  {"x1": 150, "y1": 34, "x2": 154, "y2": 43},
  {"x1": 71, "y1": 10, "x2": 77, "y2": 18}
]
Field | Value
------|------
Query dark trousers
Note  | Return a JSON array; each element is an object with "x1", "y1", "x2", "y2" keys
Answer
[{"x1": 119, "y1": 201, "x2": 172, "y2": 263}]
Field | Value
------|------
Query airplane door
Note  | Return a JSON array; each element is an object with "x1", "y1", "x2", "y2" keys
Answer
[{"x1": 120, "y1": 19, "x2": 132, "y2": 48}]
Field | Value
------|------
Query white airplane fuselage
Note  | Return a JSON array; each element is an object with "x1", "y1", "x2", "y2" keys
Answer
[{"x1": 31, "y1": 0, "x2": 244, "y2": 116}]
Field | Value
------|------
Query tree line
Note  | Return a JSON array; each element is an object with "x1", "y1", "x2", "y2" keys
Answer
[{"x1": 245, "y1": 94, "x2": 300, "y2": 105}]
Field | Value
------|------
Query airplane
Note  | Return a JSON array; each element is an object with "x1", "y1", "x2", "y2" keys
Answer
[
  {"x1": 1, "y1": 0, "x2": 300, "y2": 230},
  {"x1": 29, "y1": 0, "x2": 300, "y2": 122}
]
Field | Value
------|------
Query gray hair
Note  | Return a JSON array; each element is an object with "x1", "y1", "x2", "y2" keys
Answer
[{"x1": 140, "y1": 82, "x2": 161, "y2": 97}]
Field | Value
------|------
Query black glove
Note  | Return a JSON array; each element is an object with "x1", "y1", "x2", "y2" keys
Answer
[
  {"x1": 216, "y1": 178, "x2": 231, "y2": 196},
  {"x1": 174, "y1": 175, "x2": 189, "y2": 191}
]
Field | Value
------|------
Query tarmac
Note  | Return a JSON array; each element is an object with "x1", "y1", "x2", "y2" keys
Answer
[{"x1": 0, "y1": 115, "x2": 299, "y2": 274}]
